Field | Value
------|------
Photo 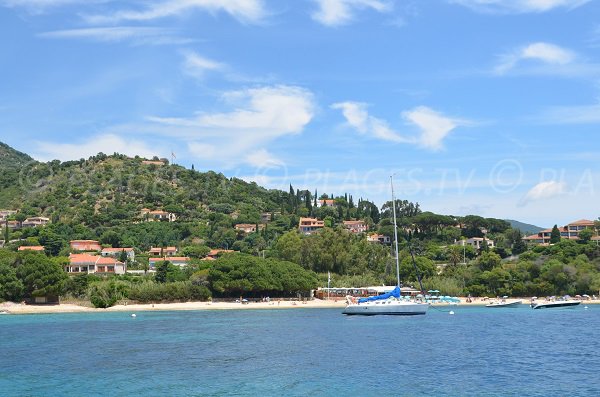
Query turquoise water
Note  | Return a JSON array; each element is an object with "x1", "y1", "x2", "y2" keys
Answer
[{"x1": 1, "y1": 305, "x2": 600, "y2": 396}]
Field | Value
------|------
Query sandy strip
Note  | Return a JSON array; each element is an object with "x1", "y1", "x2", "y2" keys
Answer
[{"x1": 2, "y1": 297, "x2": 598, "y2": 315}]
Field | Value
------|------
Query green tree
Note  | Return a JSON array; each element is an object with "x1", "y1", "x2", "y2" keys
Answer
[
  {"x1": 154, "y1": 261, "x2": 183, "y2": 283},
  {"x1": 0, "y1": 261, "x2": 24, "y2": 301},
  {"x1": 447, "y1": 245, "x2": 463, "y2": 266},
  {"x1": 273, "y1": 231, "x2": 302, "y2": 264},
  {"x1": 16, "y1": 252, "x2": 67, "y2": 299},
  {"x1": 478, "y1": 251, "x2": 502, "y2": 271},
  {"x1": 578, "y1": 228, "x2": 593, "y2": 244},
  {"x1": 550, "y1": 224, "x2": 561, "y2": 244}
]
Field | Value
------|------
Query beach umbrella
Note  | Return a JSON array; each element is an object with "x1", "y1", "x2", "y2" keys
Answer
[{"x1": 502, "y1": 296, "x2": 508, "y2": 299}]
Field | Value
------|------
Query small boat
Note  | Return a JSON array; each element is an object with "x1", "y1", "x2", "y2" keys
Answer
[
  {"x1": 485, "y1": 299, "x2": 522, "y2": 308},
  {"x1": 531, "y1": 300, "x2": 581, "y2": 309}
]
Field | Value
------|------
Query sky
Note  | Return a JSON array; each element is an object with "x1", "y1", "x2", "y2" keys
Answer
[{"x1": 1, "y1": 0, "x2": 600, "y2": 227}]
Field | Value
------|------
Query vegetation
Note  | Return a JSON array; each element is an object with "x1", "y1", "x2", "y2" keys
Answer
[{"x1": 0, "y1": 143, "x2": 599, "y2": 305}]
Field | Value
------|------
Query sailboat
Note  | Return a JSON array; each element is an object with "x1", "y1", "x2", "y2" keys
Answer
[{"x1": 342, "y1": 176, "x2": 429, "y2": 316}]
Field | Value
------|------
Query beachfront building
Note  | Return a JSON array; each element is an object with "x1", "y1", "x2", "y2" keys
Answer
[
  {"x1": 343, "y1": 220, "x2": 368, "y2": 234},
  {"x1": 70, "y1": 240, "x2": 102, "y2": 252},
  {"x1": 101, "y1": 247, "x2": 135, "y2": 262},
  {"x1": 149, "y1": 246, "x2": 178, "y2": 257},
  {"x1": 140, "y1": 208, "x2": 176, "y2": 222},
  {"x1": 235, "y1": 223, "x2": 264, "y2": 233},
  {"x1": 298, "y1": 217, "x2": 325, "y2": 235},
  {"x1": 66, "y1": 253, "x2": 126, "y2": 275},
  {"x1": 18, "y1": 245, "x2": 45, "y2": 252},
  {"x1": 367, "y1": 234, "x2": 391, "y2": 244},
  {"x1": 149, "y1": 256, "x2": 190, "y2": 269},
  {"x1": 523, "y1": 219, "x2": 598, "y2": 245},
  {"x1": 455, "y1": 237, "x2": 495, "y2": 250}
]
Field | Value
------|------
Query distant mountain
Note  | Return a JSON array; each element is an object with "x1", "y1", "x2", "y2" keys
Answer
[{"x1": 505, "y1": 219, "x2": 544, "y2": 235}]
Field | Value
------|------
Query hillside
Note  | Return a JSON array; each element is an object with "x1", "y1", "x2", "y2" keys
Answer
[
  {"x1": 0, "y1": 142, "x2": 37, "y2": 207},
  {"x1": 505, "y1": 219, "x2": 544, "y2": 235}
]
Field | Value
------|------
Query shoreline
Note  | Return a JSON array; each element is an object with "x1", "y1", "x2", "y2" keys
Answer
[{"x1": 2, "y1": 297, "x2": 599, "y2": 315}]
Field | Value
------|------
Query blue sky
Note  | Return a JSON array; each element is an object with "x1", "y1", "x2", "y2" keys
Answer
[{"x1": 1, "y1": 0, "x2": 600, "y2": 227}]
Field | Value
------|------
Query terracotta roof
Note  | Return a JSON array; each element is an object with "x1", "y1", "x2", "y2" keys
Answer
[
  {"x1": 69, "y1": 253, "x2": 100, "y2": 263},
  {"x1": 102, "y1": 247, "x2": 134, "y2": 253},
  {"x1": 568, "y1": 219, "x2": 595, "y2": 226},
  {"x1": 18, "y1": 246, "x2": 45, "y2": 251},
  {"x1": 343, "y1": 220, "x2": 365, "y2": 225},
  {"x1": 70, "y1": 240, "x2": 101, "y2": 244}
]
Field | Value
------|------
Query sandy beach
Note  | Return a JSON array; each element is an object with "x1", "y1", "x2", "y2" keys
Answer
[{"x1": 2, "y1": 297, "x2": 598, "y2": 315}]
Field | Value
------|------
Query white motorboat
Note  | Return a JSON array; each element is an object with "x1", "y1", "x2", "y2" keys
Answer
[
  {"x1": 485, "y1": 299, "x2": 522, "y2": 308},
  {"x1": 531, "y1": 300, "x2": 581, "y2": 309},
  {"x1": 342, "y1": 176, "x2": 429, "y2": 316}
]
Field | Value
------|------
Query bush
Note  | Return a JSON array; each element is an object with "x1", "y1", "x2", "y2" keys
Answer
[
  {"x1": 127, "y1": 281, "x2": 211, "y2": 303},
  {"x1": 88, "y1": 280, "x2": 129, "y2": 308}
]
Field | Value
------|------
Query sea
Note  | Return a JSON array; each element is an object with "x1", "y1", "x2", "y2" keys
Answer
[{"x1": 1, "y1": 305, "x2": 600, "y2": 397}]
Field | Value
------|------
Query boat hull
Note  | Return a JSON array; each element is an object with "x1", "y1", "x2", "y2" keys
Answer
[
  {"x1": 531, "y1": 300, "x2": 581, "y2": 309},
  {"x1": 342, "y1": 301, "x2": 429, "y2": 315},
  {"x1": 485, "y1": 300, "x2": 522, "y2": 308}
]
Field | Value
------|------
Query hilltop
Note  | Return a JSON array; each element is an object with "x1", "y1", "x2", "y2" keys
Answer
[{"x1": 505, "y1": 219, "x2": 544, "y2": 235}]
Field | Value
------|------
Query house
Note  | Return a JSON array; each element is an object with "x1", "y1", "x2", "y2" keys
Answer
[
  {"x1": 367, "y1": 234, "x2": 391, "y2": 244},
  {"x1": 298, "y1": 217, "x2": 325, "y2": 235},
  {"x1": 66, "y1": 254, "x2": 126, "y2": 275},
  {"x1": 149, "y1": 256, "x2": 190, "y2": 269},
  {"x1": 6, "y1": 220, "x2": 20, "y2": 229},
  {"x1": 260, "y1": 212, "x2": 280, "y2": 223},
  {"x1": 317, "y1": 199, "x2": 336, "y2": 207},
  {"x1": 523, "y1": 219, "x2": 597, "y2": 245},
  {"x1": 149, "y1": 246, "x2": 178, "y2": 256},
  {"x1": 140, "y1": 208, "x2": 176, "y2": 222},
  {"x1": 70, "y1": 240, "x2": 102, "y2": 252},
  {"x1": 141, "y1": 160, "x2": 165, "y2": 165},
  {"x1": 21, "y1": 217, "x2": 50, "y2": 228},
  {"x1": 235, "y1": 223, "x2": 264, "y2": 233},
  {"x1": 343, "y1": 220, "x2": 368, "y2": 234},
  {"x1": 202, "y1": 249, "x2": 235, "y2": 260},
  {"x1": 18, "y1": 245, "x2": 45, "y2": 252},
  {"x1": 0, "y1": 210, "x2": 16, "y2": 222},
  {"x1": 456, "y1": 237, "x2": 495, "y2": 249},
  {"x1": 101, "y1": 247, "x2": 135, "y2": 262}
]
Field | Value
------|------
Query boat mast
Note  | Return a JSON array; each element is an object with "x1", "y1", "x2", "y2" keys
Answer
[{"x1": 390, "y1": 175, "x2": 401, "y2": 288}]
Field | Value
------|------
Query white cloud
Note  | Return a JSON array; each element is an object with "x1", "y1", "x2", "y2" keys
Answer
[
  {"x1": 1, "y1": 0, "x2": 102, "y2": 13},
  {"x1": 83, "y1": 0, "x2": 266, "y2": 25},
  {"x1": 520, "y1": 180, "x2": 567, "y2": 205},
  {"x1": 494, "y1": 42, "x2": 576, "y2": 74},
  {"x1": 332, "y1": 102, "x2": 468, "y2": 150},
  {"x1": 33, "y1": 133, "x2": 162, "y2": 161},
  {"x1": 182, "y1": 51, "x2": 226, "y2": 79},
  {"x1": 449, "y1": 0, "x2": 590, "y2": 14},
  {"x1": 38, "y1": 27, "x2": 192, "y2": 45},
  {"x1": 312, "y1": 0, "x2": 392, "y2": 26},
  {"x1": 402, "y1": 106, "x2": 464, "y2": 150},
  {"x1": 151, "y1": 85, "x2": 315, "y2": 168}
]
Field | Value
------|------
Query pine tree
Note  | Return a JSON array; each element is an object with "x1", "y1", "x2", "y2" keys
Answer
[{"x1": 550, "y1": 224, "x2": 561, "y2": 244}]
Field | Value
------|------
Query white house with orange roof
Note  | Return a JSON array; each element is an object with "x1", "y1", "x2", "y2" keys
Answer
[
  {"x1": 298, "y1": 217, "x2": 325, "y2": 235},
  {"x1": 70, "y1": 240, "x2": 102, "y2": 252},
  {"x1": 367, "y1": 234, "x2": 391, "y2": 244},
  {"x1": 317, "y1": 199, "x2": 336, "y2": 207},
  {"x1": 66, "y1": 253, "x2": 126, "y2": 275},
  {"x1": 149, "y1": 246, "x2": 178, "y2": 257},
  {"x1": 343, "y1": 220, "x2": 368, "y2": 234},
  {"x1": 101, "y1": 247, "x2": 135, "y2": 262},
  {"x1": 149, "y1": 256, "x2": 191, "y2": 269},
  {"x1": 140, "y1": 208, "x2": 176, "y2": 222}
]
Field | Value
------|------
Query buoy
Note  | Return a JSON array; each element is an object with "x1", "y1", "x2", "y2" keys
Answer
[
  {"x1": 584, "y1": 306, "x2": 588, "y2": 309},
  {"x1": 449, "y1": 310, "x2": 455, "y2": 315},
  {"x1": 131, "y1": 314, "x2": 136, "y2": 317}
]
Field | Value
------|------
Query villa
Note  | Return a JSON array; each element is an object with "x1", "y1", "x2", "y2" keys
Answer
[
  {"x1": 149, "y1": 246, "x2": 178, "y2": 257},
  {"x1": 70, "y1": 240, "x2": 102, "y2": 252},
  {"x1": 367, "y1": 234, "x2": 391, "y2": 244},
  {"x1": 317, "y1": 199, "x2": 336, "y2": 207},
  {"x1": 0, "y1": 209, "x2": 17, "y2": 222},
  {"x1": 524, "y1": 219, "x2": 597, "y2": 245},
  {"x1": 455, "y1": 237, "x2": 495, "y2": 249},
  {"x1": 21, "y1": 217, "x2": 50, "y2": 227},
  {"x1": 18, "y1": 245, "x2": 45, "y2": 252},
  {"x1": 298, "y1": 217, "x2": 325, "y2": 235},
  {"x1": 140, "y1": 208, "x2": 176, "y2": 222},
  {"x1": 235, "y1": 223, "x2": 264, "y2": 233},
  {"x1": 101, "y1": 247, "x2": 135, "y2": 262},
  {"x1": 66, "y1": 253, "x2": 126, "y2": 275},
  {"x1": 343, "y1": 220, "x2": 368, "y2": 234},
  {"x1": 149, "y1": 256, "x2": 190, "y2": 269}
]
